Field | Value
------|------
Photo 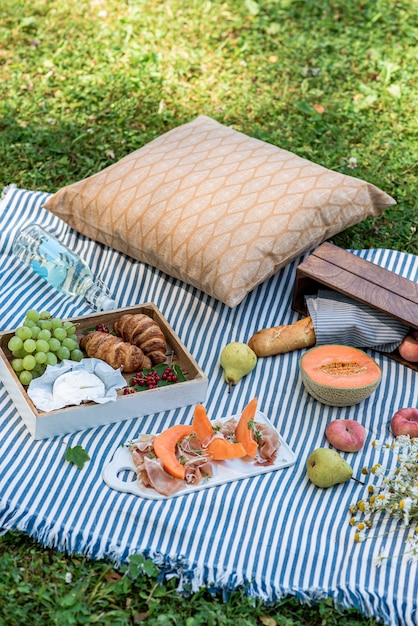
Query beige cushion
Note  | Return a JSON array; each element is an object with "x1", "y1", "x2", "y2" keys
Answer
[{"x1": 44, "y1": 115, "x2": 395, "y2": 307}]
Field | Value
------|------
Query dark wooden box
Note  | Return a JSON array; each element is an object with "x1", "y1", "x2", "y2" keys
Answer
[{"x1": 292, "y1": 242, "x2": 418, "y2": 371}]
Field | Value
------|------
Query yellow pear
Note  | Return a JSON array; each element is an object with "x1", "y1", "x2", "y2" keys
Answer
[
  {"x1": 306, "y1": 448, "x2": 352, "y2": 488},
  {"x1": 220, "y1": 342, "x2": 257, "y2": 387}
]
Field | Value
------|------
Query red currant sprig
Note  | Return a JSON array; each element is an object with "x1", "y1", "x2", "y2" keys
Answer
[
  {"x1": 162, "y1": 366, "x2": 178, "y2": 383},
  {"x1": 131, "y1": 370, "x2": 161, "y2": 389},
  {"x1": 123, "y1": 387, "x2": 136, "y2": 395},
  {"x1": 144, "y1": 370, "x2": 160, "y2": 389},
  {"x1": 126, "y1": 365, "x2": 182, "y2": 395},
  {"x1": 131, "y1": 374, "x2": 146, "y2": 386},
  {"x1": 96, "y1": 323, "x2": 110, "y2": 333}
]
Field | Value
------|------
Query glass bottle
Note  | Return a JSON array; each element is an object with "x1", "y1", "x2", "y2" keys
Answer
[{"x1": 12, "y1": 224, "x2": 117, "y2": 311}]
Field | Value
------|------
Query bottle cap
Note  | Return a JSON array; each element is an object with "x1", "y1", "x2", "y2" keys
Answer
[
  {"x1": 98, "y1": 295, "x2": 118, "y2": 311},
  {"x1": 84, "y1": 281, "x2": 117, "y2": 311}
]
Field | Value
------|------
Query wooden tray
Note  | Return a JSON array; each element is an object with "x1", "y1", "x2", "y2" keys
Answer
[
  {"x1": 292, "y1": 242, "x2": 418, "y2": 371},
  {"x1": 0, "y1": 303, "x2": 208, "y2": 439}
]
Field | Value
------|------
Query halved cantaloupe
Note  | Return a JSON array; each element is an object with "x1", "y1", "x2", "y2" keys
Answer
[{"x1": 300, "y1": 344, "x2": 382, "y2": 407}]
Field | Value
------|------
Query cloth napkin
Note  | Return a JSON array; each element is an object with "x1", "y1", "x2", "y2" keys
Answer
[
  {"x1": 27, "y1": 358, "x2": 126, "y2": 411},
  {"x1": 305, "y1": 289, "x2": 409, "y2": 352}
]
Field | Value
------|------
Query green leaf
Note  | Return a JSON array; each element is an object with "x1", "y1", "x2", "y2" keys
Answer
[
  {"x1": 127, "y1": 554, "x2": 160, "y2": 580},
  {"x1": 65, "y1": 445, "x2": 90, "y2": 470}
]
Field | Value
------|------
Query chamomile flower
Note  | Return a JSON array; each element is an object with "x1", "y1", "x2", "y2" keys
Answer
[
  {"x1": 349, "y1": 435, "x2": 418, "y2": 562},
  {"x1": 371, "y1": 439, "x2": 384, "y2": 449}
]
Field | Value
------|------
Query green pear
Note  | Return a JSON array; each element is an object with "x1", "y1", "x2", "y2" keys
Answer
[
  {"x1": 306, "y1": 448, "x2": 352, "y2": 488},
  {"x1": 220, "y1": 342, "x2": 257, "y2": 387}
]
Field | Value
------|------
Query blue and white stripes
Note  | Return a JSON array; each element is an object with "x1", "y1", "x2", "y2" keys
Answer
[
  {"x1": 306, "y1": 289, "x2": 410, "y2": 352},
  {"x1": 0, "y1": 186, "x2": 417, "y2": 626}
]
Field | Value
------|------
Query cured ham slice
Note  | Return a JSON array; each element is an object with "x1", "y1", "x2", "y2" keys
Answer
[
  {"x1": 143, "y1": 456, "x2": 185, "y2": 496},
  {"x1": 217, "y1": 417, "x2": 236, "y2": 441},
  {"x1": 185, "y1": 461, "x2": 213, "y2": 485},
  {"x1": 130, "y1": 434, "x2": 155, "y2": 468},
  {"x1": 254, "y1": 422, "x2": 280, "y2": 464}
]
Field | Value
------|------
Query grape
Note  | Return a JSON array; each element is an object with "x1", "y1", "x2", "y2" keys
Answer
[
  {"x1": 45, "y1": 352, "x2": 58, "y2": 366},
  {"x1": 8, "y1": 336, "x2": 23, "y2": 352},
  {"x1": 48, "y1": 338, "x2": 61, "y2": 352},
  {"x1": 16, "y1": 326, "x2": 32, "y2": 341},
  {"x1": 25, "y1": 309, "x2": 40, "y2": 323},
  {"x1": 30, "y1": 325, "x2": 41, "y2": 339},
  {"x1": 39, "y1": 319, "x2": 52, "y2": 331},
  {"x1": 19, "y1": 370, "x2": 33, "y2": 385},
  {"x1": 12, "y1": 348, "x2": 27, "y2": 358},
  {"x1": 51, "y1": 318, "x2": 63, "y2": 330},
  {"x1": 23, "y1": 338, "x2": 37, "y2": 353},
  {"x1": 22, "y1": 354, "x2": 37, "y2": 371},
  {"x1": 70, "y1": 349, "x2": 83, "y2": 362},
  {"x1": 32, "y1": 364, "x2": 44, "y2": 378},
  {"x1": 63, "y1": 321, "x2": 77, "y2": 335},
  {"x1": 11, "y1": 358, "x2": 24, "y2": 372},
  {"x1": 36, "y1": 339, "x2": 50, "y2": 353},
  {"x1": 38, "y1": 329, "x2": 51, "y2": 341},
  {"x1": 35, "y1": 351, "x2": 47, "y2": 364},
  {"x1": 57, "y1": 346, "x2": 70, "y2": 361},
  {"x1": 62, "y1": 337, "x2": 77, "y2": 351},
  {"x1": 53, "y1": 327, "x2": 67, "y2": 341},
  {"x1": 8, "y1": 308, "x2": 85, "y2": 385}
]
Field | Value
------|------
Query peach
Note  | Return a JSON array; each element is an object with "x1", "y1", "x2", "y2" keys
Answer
[
  {"x1": 398, "y1": 332, "x2": 418, "y2": 362},
  {"x1": 325, "y1": 419, "x2": 367, "y2": 452},
  {"x1": 391, "y1": 408, "x2": 418, "y2": 437}
]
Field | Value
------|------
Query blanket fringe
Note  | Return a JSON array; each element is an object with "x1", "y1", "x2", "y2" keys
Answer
[{"x1": 1, "y1": 183, "x2": 17, "y2": 201}]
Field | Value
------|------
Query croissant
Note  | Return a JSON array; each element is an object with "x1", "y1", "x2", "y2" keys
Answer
[
  {"x1": 113, "y1": 313, "x2": 167, "y2": 365},
  {"x1": 80, "y1": 331, "x2": 152, "y2": 372}
]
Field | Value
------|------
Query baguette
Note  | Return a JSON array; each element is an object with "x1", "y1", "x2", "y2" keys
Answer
[{"x1": 248, "y1": 317, "x2": 316, "y2": 357}]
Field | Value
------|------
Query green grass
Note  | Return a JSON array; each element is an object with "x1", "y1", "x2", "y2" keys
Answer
[
  {"x1": 1, "y1": 0, "x2": 417, "y2": 623},
  {"x1": 1, "y1": 0, "x2": 417, "y2": 252},
  {"x1": 0, "y1": 530, "x2": 379, "y2": 626}
]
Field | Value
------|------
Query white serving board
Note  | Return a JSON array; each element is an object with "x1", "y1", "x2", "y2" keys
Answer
[{"x1": 102, "y1": 411, "x2": 297, "y2": 500}]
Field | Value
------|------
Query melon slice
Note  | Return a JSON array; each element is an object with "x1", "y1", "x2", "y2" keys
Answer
[{"x1": 300, "y1": 344, "x2": 382, "y2": 407}]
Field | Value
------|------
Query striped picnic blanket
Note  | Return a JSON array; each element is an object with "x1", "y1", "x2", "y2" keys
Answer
[{"x1": 1, "y1": 185, "x2": 417, "y2": 626}]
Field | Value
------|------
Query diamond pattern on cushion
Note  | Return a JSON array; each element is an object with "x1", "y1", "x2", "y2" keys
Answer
[{"x1": 44, "y1": 115, "x2": 395, "y2": 307}]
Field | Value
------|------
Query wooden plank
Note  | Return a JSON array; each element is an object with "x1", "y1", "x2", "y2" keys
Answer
[
  {"x1": 313, "y1": 242, "x2": 418, "y2": 303},
  {"x1": 294, "y1": 255, "x2": 418, "y2": 328}
]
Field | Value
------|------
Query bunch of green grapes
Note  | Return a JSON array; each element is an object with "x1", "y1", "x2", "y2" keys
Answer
[{"x1": 7, "y1": 309, "x2": 84, "y2": 386}]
